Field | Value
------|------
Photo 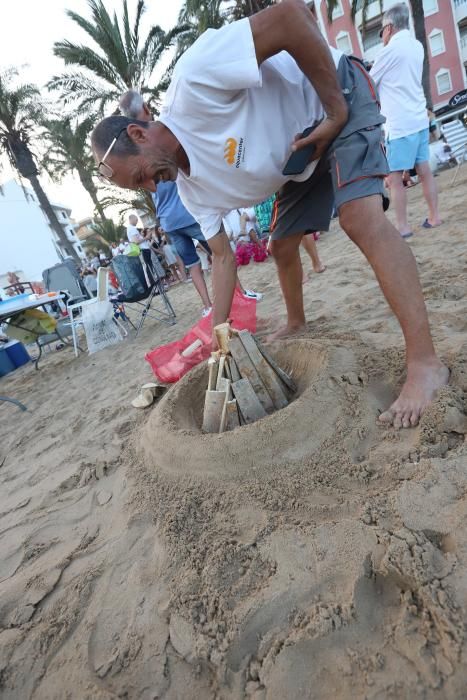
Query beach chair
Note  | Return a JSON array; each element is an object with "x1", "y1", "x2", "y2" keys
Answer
[
  {"x1": 441, "y1": 118, "x2": 467, "y2": 185},
  {"x1": 43, "y1": 260, "x2": 89, "y2": 305},
  {"x1": 110, "y1": 255, "x2": 176, "y2": 337}
]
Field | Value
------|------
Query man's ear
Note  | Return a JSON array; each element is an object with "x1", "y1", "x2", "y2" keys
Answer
[{"x1": 127, "y1": 123, "x2": 150, "y2": 144}]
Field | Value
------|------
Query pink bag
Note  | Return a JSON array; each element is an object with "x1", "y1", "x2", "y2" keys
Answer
[{"x1": 145, "y1": 288, "x2": 257, "y2": 383}]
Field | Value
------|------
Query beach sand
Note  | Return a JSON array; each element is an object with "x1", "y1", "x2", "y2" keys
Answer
[{"x1": 1, "y1": 167, "x2": 467, "y2": 699}]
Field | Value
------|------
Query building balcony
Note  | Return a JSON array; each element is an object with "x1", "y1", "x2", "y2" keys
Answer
[
  {"x1": 455, "y1": 0, "x2": 467, "y2": 23},
  {"x1": 363, "y1": 41, "x2": 384, "y2": 64}
]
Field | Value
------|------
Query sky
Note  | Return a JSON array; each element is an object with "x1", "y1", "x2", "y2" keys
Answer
[{"x1": 0, "y1": 0, "x2": 184, "y2": 221}]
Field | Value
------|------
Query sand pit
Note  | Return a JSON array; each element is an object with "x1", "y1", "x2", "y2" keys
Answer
[
  {"x1": 1, "y1": 169, "x2": 467, "y2": 698},
  {"x1": 140, "y1": 339, "x2": 398, "y2": 478}
]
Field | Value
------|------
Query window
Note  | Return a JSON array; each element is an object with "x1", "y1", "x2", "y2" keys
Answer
[
  {"x1": 436, "y1": 69, "x2": 452, "y2": 95},
  {"x1": 62, "y1": 211, "x2": 67, "y2": 219},
  {"x1": 362, "y1": 26, "x2": 382, "y2": 51},
  {"x1": 423, "y1": 0, "x2": 438, "y2": 15},
  {"x1": 336, "y1": 31, "x2": 353, "y2": 55},
  {"x1": 429, "y1": 29, "x2": 445, "y2": 56},
  {"x1": 331, "y1": 0, "x2": 344, "y2": 19}
]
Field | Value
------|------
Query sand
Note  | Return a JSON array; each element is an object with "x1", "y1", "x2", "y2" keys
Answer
[{"x1": 1, "y1": 167, "x2": 467, "y2": 699}]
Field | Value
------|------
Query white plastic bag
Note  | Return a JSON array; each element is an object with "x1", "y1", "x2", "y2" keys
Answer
[{"x1": 81, "y1": 301, "x2": 122, "y2": 354}]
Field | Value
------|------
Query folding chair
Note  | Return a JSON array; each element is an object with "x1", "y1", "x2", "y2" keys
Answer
[
  {"x1": 43, "y1": 260, "x2": 89, "y2": 305},
  {"x1": 441, "y1": 119, "x2": 467, "y2": 185},
  {"x1": 110, "y1": 255, "x2": 176, "y2": 337}
]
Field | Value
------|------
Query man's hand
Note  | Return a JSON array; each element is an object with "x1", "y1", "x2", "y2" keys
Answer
[
  {"x1": 292, "y1": 115, "x2": 347, "y2": 163},
  {"x1": 208, "y1": 229, "x2": 237, "y2": 345}
]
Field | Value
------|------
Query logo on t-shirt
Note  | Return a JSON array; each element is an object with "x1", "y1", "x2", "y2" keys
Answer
[
  {"x1": 224, "y1": 138, "x2": 237, "y2": 165},
  {"x1": 224, "y1": 137, "x2": 244, "y2": 168}
]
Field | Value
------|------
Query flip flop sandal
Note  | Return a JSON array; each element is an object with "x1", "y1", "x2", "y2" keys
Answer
[
  {"x1": 401, "y1": 232, "x2": 414, "y2": 239},
  {"x1": 131, "y1": 388, "x2": 155, "y2": 409},
  {"x1": 422, "y1": 219, "x2": 442, "y2": 229}
]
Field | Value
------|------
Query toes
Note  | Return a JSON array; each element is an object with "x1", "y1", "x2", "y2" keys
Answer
[
  {"x1": 410, "y1": 410, "x2": 420, "y2": 427},
  {"x1": 402, "y1": 413, "x2": 412, "y2": 429},
  {"x1": 393, "y1": 413, "x2": 404, "y2": 430},
  {"x1": 378, "y1": 409, "x2": 395, "y2": 424}
]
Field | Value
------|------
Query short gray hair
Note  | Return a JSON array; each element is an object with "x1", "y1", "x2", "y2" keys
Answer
[
  {"x1": 119, "y1": 90, "x2": 144, "y2": 119},
  {"x1": 91, "y1": 115, "x2": 149, "y2": 158},
  {"x1": 384, "y1": 3, "x2": 410, "y2": 31}
]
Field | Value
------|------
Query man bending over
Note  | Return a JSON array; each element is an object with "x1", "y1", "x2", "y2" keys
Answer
[{"x1": 92, "y1": 0, "x2": 448, "y2": 428}]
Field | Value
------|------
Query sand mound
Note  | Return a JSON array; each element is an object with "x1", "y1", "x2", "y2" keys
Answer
[{"x1": 140, "y1": 339, "x2": 397, "y2": 479}]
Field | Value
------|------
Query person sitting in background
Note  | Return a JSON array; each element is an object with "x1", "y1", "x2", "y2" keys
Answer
[{"x1": 7, "y1": 271, "x2": 25, "y2": 295}]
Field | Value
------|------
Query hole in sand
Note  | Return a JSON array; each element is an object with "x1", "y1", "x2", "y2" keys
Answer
[{"x1": 139, "y1": 340, "x2": 363, "y2": 479}]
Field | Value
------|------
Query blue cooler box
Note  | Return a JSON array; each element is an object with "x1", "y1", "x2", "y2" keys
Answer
[
  {"x1": 0, "y1": 347, "x2": 15, "y2": 377},
  {"x1": 4, "y1": 340, "x2": 31, "y2": 368}
]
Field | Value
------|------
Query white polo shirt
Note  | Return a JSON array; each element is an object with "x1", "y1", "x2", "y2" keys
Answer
[
  {"x1": 370, "y1": 29, "x2": 428, "y2": 141},
  {"x1": 159, "y1": 18, "x2": 343, "y2": 240}
]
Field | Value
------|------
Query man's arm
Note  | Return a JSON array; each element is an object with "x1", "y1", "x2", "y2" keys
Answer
[
  {"x1": 249, "y1": 0, "x2": 348, "y2": 160},
  {"x1": 208, "y1": 229, "x2": 237, "y2": 329}
]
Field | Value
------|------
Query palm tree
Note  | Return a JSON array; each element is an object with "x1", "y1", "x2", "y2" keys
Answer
[
  {"x1": 0, "y1": 68, "x2": 79, "y2": 261},
  {"x1": 48, "y1": 0, "x2": 185, "y2": 115},
  {"x1": 230, "y1": 0, "x2": 275, "y2": 20},
  {"x1": 326, "y1": 0, "x2": 432, "y2": 108},
  {"x1": 86, "y1": 217, "x2": 126, "y2": 253},
  {"x1": 40, "y1": 116, "x2": 107, "y2": 221},
  {"x1": 176, "y1": 0, "x2": 227, "y2": 56}
]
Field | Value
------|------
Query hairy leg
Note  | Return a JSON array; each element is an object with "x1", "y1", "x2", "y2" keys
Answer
[
  {"x1": 339, "y1": 195, "x2": 449, "y2": 428},
  {"x1": 268, "y1": 232, "x2": 306, "y2": 339}
]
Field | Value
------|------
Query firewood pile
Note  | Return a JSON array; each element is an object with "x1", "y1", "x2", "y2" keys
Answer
[{"x1": 202, "y1": 322, "x2": 297, "y2": 433}]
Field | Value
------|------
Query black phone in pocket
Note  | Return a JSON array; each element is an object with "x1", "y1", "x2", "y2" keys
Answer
[{"x1": 282, "y1": 125, "x2": 317, "y2": 176}]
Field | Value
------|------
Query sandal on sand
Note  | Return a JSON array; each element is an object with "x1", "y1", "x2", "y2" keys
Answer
[
  {"x1": 401, "y1": 231, "x2": 414, "y2": 239},
  {"x1": 422, "y1": 219, "x2": 442, "y2": 229},
  {"x1": 131, "y1": 383, "x2": 167, "y2": 409}
]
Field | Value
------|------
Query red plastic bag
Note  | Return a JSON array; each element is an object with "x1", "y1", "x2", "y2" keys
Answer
[{"x1": 145, "y1": 288, "x2": 257, "y2": 383}]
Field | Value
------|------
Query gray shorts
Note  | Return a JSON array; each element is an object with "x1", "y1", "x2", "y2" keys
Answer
[{"x1": 270, "y1": 55, "x2": 389, "y2": 240}]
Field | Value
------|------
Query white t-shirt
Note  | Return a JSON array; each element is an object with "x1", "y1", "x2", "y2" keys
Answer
[
  {"x1": 127, "y1": 224, "x2": 150, "y2": 249},
  {"x1": 160, "y1": 18, "x2": 342, "y2": 240},
  {"x1": 370, "y1": 30, "x2": 428, "y2": 141}
]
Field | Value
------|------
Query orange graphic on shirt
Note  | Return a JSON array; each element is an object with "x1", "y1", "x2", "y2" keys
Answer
[{"x1": 224, "y1": 138, "x2": 237, "y2": 165}]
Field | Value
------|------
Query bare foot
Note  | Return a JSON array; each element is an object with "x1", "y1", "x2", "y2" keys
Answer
[
  {"x1": 305, "y1": 265, "x2": 326, "y2": 282},
  {"x1": 378, "y1": 360, "x2": 450, "y2": 429},
  {"x1": 266, "y1": 324, "x2": 306, "y2": 342}
]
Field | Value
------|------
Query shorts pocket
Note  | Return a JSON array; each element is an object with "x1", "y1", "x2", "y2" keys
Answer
[{"x1": 331, "y1": 126, "x2": 388, "y2": 189}]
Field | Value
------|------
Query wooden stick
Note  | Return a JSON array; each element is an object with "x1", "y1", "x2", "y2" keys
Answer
[
  {"x1": 225, "y1": 399, "x2": 240, "y2": 431},
  {"x1": 218, "y1": 379, "x2": 232, "y2": 432},
  {"x1": 231, "y1": 379, "x2": 267, "y2": 423},
  {"x1": 238, "y1": 330, "x2": 288, "y2": 410},
  {"x1": 229, "y1": 336, "x2": 274, "y2": 413},
  {"x1": 207, "y1": 357, "x2": 218, "y2": 391},
  {"x1": 216, "y1": 355, "x2": 226, "y2": 389},
  {"x1": 229, "y1": 356, "x2": 241, "y2": 382},
  {"x1": 255, "y1": 337, "x2": 297, "y2": 393},
  {"x1": 202, "y1": 390, "x2": 227, "y2": 433}
]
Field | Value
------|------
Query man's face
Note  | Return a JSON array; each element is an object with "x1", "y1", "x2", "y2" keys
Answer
[{"x1": 99, "y1": 140, "x2": 179, "y2": 193}]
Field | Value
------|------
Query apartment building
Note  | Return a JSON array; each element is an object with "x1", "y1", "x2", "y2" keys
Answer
[{"x1": 310, "y1": 0, "x2": 467, "y2": 112}]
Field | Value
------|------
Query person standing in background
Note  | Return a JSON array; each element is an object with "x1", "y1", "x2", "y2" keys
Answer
[{"x1": 371, "y1": 3, "x2": 442, "y2": 238}]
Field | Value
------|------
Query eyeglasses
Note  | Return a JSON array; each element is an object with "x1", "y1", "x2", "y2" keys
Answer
[
  {"x1": 379, "y1": 22, "x2": 392, "y2": 38},
  {"x1": 97, "y1": 126, "x2": 128, "y2": 180}
]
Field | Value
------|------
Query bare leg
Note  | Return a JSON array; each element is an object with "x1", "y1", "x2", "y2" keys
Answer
[
  {"x1": 388, "y1": 171, "x2": 411, "y2": 236},
  {"x1": 268, "y1": 232, "x2": 306, "y2": 339},
  {"x1": 174, "y1": 254, "x2": 188, "y2": 282},
  {"x1": 189, "y1": 262, "x2": 212, "y2": 310},
  {"x1": 339, "y1": 195, "x2": 449, "y2": 428},
  {"x1": 169, "y1": 264, "x2": 180, "y2": 282},
  {"x1": 415, "y1": 160, "x2": 442, "y2": 226},
  {"x1": 301, "y1": 233, "x2": 326, "y2": 274}
]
